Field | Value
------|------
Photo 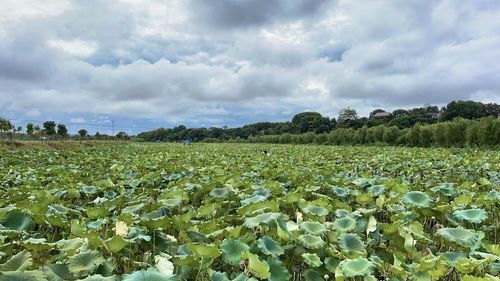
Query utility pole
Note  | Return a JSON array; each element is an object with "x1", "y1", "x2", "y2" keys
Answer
[{"x1": 112, "y1": 120, "x2": 115, "y2": 136}]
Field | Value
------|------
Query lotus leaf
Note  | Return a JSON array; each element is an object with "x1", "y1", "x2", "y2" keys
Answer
[
  {"x1": 338, "y1": 234, "x2": 366, "y2": 255},
  {"x1": 402, "y1": 191, "x2": 432, "y2": 208},
  {"x1": 302, "y1": 253, "x2": 322, "y2": 267},
  {"x1": 257, "y1": 236, "x2": 284, "y2": 257},
  {"x1": 436, "y1": 228, "x2": 484, "y2": 250},
  {"x1": 242, "y1": 251, "x2": 271, "y2": 279},
  {"x1": 243, "y1": 213, "x2": 280, "y2": 228},
  {"x1": 68, "y1": 250, "x2": 105, "y2": 277},
  {"x1": 300, "y1": 221, "x2": 328, "y2": 236},
  {"x1": 297, "y1": 234, "x2": 325, "y2": 249},
  {"x1": 332, "y1": 217, "x2": 357, "y2": 233},
  {"x1": 453, "y1": 209, "x2": 488, "y2": 224},
  {"x1": 220, "y1": 238, "x2": 250, "y2": 266},
  {"x1": 266, "y1": 256, "x2": 290, "y2": 281},
  {"x1": 339, "y1": 257, "x2": 375, "y2": 277}
]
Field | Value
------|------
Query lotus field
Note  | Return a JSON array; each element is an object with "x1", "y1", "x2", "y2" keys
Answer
[{"x1": 0, "y1": 143, "x2": 499, "y2": 281}]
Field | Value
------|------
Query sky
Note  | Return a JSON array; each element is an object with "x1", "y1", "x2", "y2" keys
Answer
[{"x1": 1, "y1": 0, "x2": 500, "y2": 135}]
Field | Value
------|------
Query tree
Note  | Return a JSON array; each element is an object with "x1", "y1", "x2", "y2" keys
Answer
[
  {"x1": 78, "y1": 129, "x2": 88, "y2": 139},
  {"x1": 115, "y1": 132, "x2": 129, "y2": 140},
  {"x1": 441, "y1": 100, "x2": 484, "y2": 121},
  {"x1": 57, "y1": 124, "x2": 68, "y2": 137},
  {"x1": 392, "y1": 109, "x2": 409, "y2": 118},
  {"x1": 26, "y1": 123, "x2": 34, "y2": 135},
  {"x1": 369, "y1": 109, "x2": 386, "y2": 118},
  {"x1": 337, "y1": 108, "x2": 358, "y2": 122},
  {"x1": 291, "y1": 112, "x2": 330, "y2": 134},
  {"x1": 0, "y1": 118, "x2": 13, "y2": 133},
  {"x1": 34, "y1": 125, "x2": 41, "y2": 136},
  {"x1": 43, "y1": 121, "x2": 57, "y2": 135}
]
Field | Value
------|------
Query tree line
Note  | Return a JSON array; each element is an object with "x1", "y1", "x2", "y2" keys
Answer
[
  {"x1": 137, "y1": 100, "x2": 500, "y2": 147},
  {"x1": 243, "y1": 117, "x2": 499, "y2": 147},
  {"x1": 0, "y1": 119, "x2": 130, "y2": 141}
]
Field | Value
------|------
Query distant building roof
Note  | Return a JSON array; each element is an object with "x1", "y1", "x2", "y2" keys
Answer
[{"x1": 373, "y1": 112, "x2": 392, "y2": 118}]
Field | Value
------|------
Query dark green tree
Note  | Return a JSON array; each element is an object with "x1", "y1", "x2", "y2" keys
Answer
[
  {"x1": 26, "y1": 123, "x2": 34, "y2": 135},
  {"x1": 78, "y1": 129, "x2": 88, "y2": 139},
  {"x1": 291, "y1": 112, "x2": 330, "y2": 133},
  {"x1": 441, "y1": 100, "x2": 484, "y2": 121},
  {"x1": 57, "y1": 124, "x2": 68, "y2": 137},
  {"x1": 43, "y1": 121, "x2": 57, "y2": 135}
]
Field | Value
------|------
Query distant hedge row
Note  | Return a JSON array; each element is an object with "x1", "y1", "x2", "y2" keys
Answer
[{"x1": 238, "y1": 117, "x2": 500, "y2": 147}]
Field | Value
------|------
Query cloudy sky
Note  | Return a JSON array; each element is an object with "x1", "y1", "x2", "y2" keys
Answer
[{"x1": 1, "y1": 0, "x2": 500, "y2": 134}]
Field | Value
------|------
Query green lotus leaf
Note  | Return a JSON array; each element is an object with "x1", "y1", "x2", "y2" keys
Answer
[
  {"x1": 251, "y1": 188, "x2": 268, "y2": 197},
  {"x1": 402, "y1": 191, "x2": 432, "y2": 208},
  {"x1": 121, "y1": 203, "x2": 145, "y2": 215},
  {"x1": 338, "y1": 234, "x2": 366, "y2": 254},
  {"x1": 0, "y1": 270, "x2": 47, "y2": 281},
  {"x1": 297, "y1": 234, "x2": 325, "y2": 250},
  {"x1": 299, "y1": 222, "x2": 328, "y2": 236},
  {"x1": 339, "y1": 257, "x2": 374, "y2": 277},
  {"x1": 436, "y1": 228, "x2": 484, "y2": 250},
  {"x1": 484, "y1": 190, "x2": 500, "y2": 200},
  {"x1": 158, "y1": 199, "x2": 182, "y2": 207},
  {"x1": 324, "y1": 257, "x2": 340, "y2": 273},
  {"x1": 105, "y1": 236, "x2": 130, "y2": 252},
  {"x1": 302, "y1": 206, "x2": 329, "y2": 216},
  {"x1": 43, "y1": 264, "x2": 77, "y2": 281},
  {"x1": 220, "y1": 238, "x2": 250, "y2": 266},
  {"x1": 68, "y1": 250, "x2": 105, "y2": 277},
  {"x1": 257, "y1": 236, "x2": 284, "y2": 257},
  {"x1": 302, "y1": 253, "x2": 322, "y2": 267},
  {"x1": 335, "y1": 209, "x2": 352, "y2": 217},
  {"x1": 20, "y1": 238, "x2": 54, "y2": 251},
  {"x1": 367, "y1": 185, "x2": 385, "y2": 196},
  {"x1": 489, "y1": 263, "x2": 500, "y2": 275},
  {"x1": 331, "y1": 186, "x2": 350, "y2": 198},
  {"x1": 266, "y1": 256, "x2": 290, "y2": 281},
  {"x1": 303, "y1": 269, "x2": 324, "y2": 281},
  {"x1": 210, "y1": 271, "x2": 229, "y2": 281},
  {"x1": 198, "y1": 203, "x2": 220, "y2": 217},
  {"x1": 47, "y1": 205, "x2": 69, "y2": 215},
  {"x1": 241, "y1": 195, "x2": 267, "y2": 205},
  {"x1": 438, "y1": 252, "x2": 469, "y2": 266},
  {"x1": 243, "y1": 213, "x2": 281, "y2": 228},
  {"x1": 86, "y1": 219, "x2": 108, "y2": 230},
  {"x1": 85, "y1": 207, "x2": 109, "y2": 219},
  {"x1": 431, "y1": 183, "x2": 457, "y2": 197},
  {"x1": 80, "y1": 186, "x2": 99, "y2": 194},
  {"x1": 0, "y1": 250, "x2": 32, "y2": 271},
  {"x1": 242, "y1": 251, "x2": 271, "y2": 279},
  {"x1": 186, "y1": 243, "x2": 221, "y2": 259},
  {"x1": 210, "y1": 188, "x2": 229, "y2": 198},
  {"x1": 356, "y1": 193, "x2": 373, "y2": 204},
  {"x1": 453, "y1": 209, "x2": 488, "y2": 224},
  {"x1": 187, "y1": 231, "x2": 211, "y2": 243},
  {"x1": 79, "y1": 275, "x2": 117, "y2": 281},
  {"x1": 0, "y1": 211, "x2": 33, "y2": 231},
  {"x1": 122, "y1": 269, "x2": 176, "y2": 281},
  {"x1": 332, "y1": 217, "x2": 357, "y2": 233}
]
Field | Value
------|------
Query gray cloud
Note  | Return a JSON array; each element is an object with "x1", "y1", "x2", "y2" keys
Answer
[
  {"x1": 190, "y1": 0, "x2": 332, "y2": 28},
  {"x1": 1, "y1": 0, "x2": 499, "y2": 128}
]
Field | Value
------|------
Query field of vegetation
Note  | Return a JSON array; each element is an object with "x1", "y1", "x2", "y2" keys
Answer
[{"x1": 0, "y1": 143, "x2": 499, "y2": 280}]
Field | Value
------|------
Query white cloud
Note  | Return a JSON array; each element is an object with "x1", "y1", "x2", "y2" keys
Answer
[
  {"x1": 70, "y1": 117, "x2": 86, "y2": 123},
  {"x1": 47, "y1": 39, "x2": 97, "y2": 57},
  {"x1": 0, "y1": 0, "x2": 499, "y2": 127}
]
